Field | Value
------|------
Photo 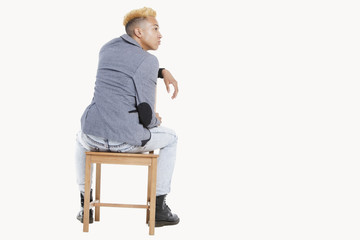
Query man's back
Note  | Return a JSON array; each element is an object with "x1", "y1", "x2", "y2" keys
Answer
[{"x1": 81, "y1": 34, "x2": 159, "y2": 146}]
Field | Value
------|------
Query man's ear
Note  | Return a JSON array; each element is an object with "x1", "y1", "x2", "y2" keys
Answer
[{"x1": 134, "y1": 28, "x2": 142, "y2": 38}]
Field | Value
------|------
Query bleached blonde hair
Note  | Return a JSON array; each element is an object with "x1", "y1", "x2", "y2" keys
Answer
[{"x1": 123, "y1": 7, "x2": 157, "y2": 36}]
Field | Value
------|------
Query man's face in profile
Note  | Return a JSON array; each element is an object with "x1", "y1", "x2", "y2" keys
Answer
[{"x1": 138, "y1": 16, "x2": 162, "y2": 51}]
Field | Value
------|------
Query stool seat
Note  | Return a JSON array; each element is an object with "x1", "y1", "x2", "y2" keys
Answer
[{"x1": 83, "y1": 151, "x2": 158, "y2": 235}]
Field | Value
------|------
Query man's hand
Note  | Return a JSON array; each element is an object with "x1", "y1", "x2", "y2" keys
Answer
[
  {"x1": 162, "y1": 69, "x2": 179, "y2": 99},
  {"x1": 155, "y1": 112, "x2": 162, "y2": 125}
]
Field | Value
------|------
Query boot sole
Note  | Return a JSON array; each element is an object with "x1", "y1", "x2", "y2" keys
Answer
[
  {"x1": 155, "y1": 218, "x2": 180, "y2": 227},
  {"x1": 77, "y1": 216, "x2": 94, "y2": 224},
  {"x1": 79, "y1": 219, "x2": 94, "y2": 224}
]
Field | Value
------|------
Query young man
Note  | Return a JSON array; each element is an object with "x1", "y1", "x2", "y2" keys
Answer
[{"x1": 75, "y1": 7, "x2": 179, "y2": 227}]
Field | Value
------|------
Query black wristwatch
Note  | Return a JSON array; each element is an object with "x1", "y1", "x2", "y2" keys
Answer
[{"x1": 158, "y1": 68, "x2": 165, "y2": 78}]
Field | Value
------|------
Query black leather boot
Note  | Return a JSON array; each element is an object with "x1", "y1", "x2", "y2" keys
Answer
[
  {"x1": 76, "y1": 189, "x2": 94, "y2": 224},
  {"x1": 155, "y1": 194, "x2": 180, "y2": 227}
]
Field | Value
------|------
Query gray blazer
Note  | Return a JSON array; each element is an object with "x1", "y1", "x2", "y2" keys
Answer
[{"x1": 81, "y1": 34, "x2": 159, "y2": 146}]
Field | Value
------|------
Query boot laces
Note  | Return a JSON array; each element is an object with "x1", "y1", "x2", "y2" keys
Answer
[{"x1": 163, "y1": 198, "x2": 171, "y2": 211}]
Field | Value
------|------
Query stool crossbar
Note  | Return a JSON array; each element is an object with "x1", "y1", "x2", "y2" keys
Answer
[{"x1": 83, "y1": 151, "x2": 158, "y2": 235}]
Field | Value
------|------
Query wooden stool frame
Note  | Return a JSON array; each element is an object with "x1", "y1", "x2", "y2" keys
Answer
[{"x1": 83, "y1": 151, "x2": 158, "y2": 235}]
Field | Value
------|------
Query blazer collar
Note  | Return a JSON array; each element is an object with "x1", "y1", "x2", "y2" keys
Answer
[{"x1": 121, "y1": 34, "x2": 142, "y2": 49}]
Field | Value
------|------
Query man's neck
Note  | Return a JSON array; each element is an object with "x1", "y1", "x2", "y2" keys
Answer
[{"x1": 130, "y1": 35, "x2": 147, "y2": 51}]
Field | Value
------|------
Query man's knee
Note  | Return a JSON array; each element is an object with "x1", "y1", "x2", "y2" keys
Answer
[{"x1": 163, "y1": 127, "x2": 178, "y2": 144}]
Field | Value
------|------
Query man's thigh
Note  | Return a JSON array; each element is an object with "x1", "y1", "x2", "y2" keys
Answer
[{"x1": 127, "y1": 126, "x2": 177, "y2": 153}]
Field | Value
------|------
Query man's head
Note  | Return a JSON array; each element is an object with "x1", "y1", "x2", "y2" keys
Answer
[{"x1": 123, "y1": 7, "x2": 162, "y2": 51}]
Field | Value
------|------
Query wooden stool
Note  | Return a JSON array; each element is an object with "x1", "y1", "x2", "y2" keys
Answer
[{"x1": 82, "y1": 151, "x2": 158, "y2": 235}]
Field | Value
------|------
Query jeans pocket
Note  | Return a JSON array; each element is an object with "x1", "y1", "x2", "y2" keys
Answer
[
  {"x1": 109, "y1": 143, "x2": 135, "y2": 153},
  {"x1": 83, "y1": 133, "x2": 108, "y2": 151}
]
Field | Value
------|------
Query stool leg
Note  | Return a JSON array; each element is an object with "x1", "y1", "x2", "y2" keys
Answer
[
  {"x1": 95, "y1": 163, "x2": 101, "y2": 221},
  {"x1": 83, "y1": 155, "x2": 92, "y2": 232},
  {"x1": 146, "y1": 166, "x2": 151, "y2": 224},
  {"x1": 149, "y1": 157, "x2": 157, "y2": 235}
]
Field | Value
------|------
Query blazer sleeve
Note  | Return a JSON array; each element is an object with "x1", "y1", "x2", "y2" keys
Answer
[{"x1": 132, "y1": 54, "x2": 159, "y2": 128}]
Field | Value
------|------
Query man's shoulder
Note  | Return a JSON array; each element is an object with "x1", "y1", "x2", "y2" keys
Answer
[
  {"x1": 100, "y1": 37, "x2": 126, "y2": 51},
  {"x1": 97, "y1": 35, "x2": 158, "y2": 75},
  {"x1": 141, "y1": 53, "x2": 159, "y2": 67}
]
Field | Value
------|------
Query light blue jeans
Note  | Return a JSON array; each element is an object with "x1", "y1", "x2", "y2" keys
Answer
[{"x1": 75, "y1": 126, "x2": 178, "y2": 196}]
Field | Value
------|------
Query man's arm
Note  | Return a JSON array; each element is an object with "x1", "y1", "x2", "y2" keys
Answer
[
  {"x1": 158, "y1": 68, "x2": 179, "y2": 99},
  {"x1": 132, "y1": 55, "x2": 160, "y2": 129}
]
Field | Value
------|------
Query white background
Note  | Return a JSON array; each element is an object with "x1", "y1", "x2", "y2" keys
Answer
[{"x1": 0, "y1": 0, "x2": 359, "y2": 239}]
